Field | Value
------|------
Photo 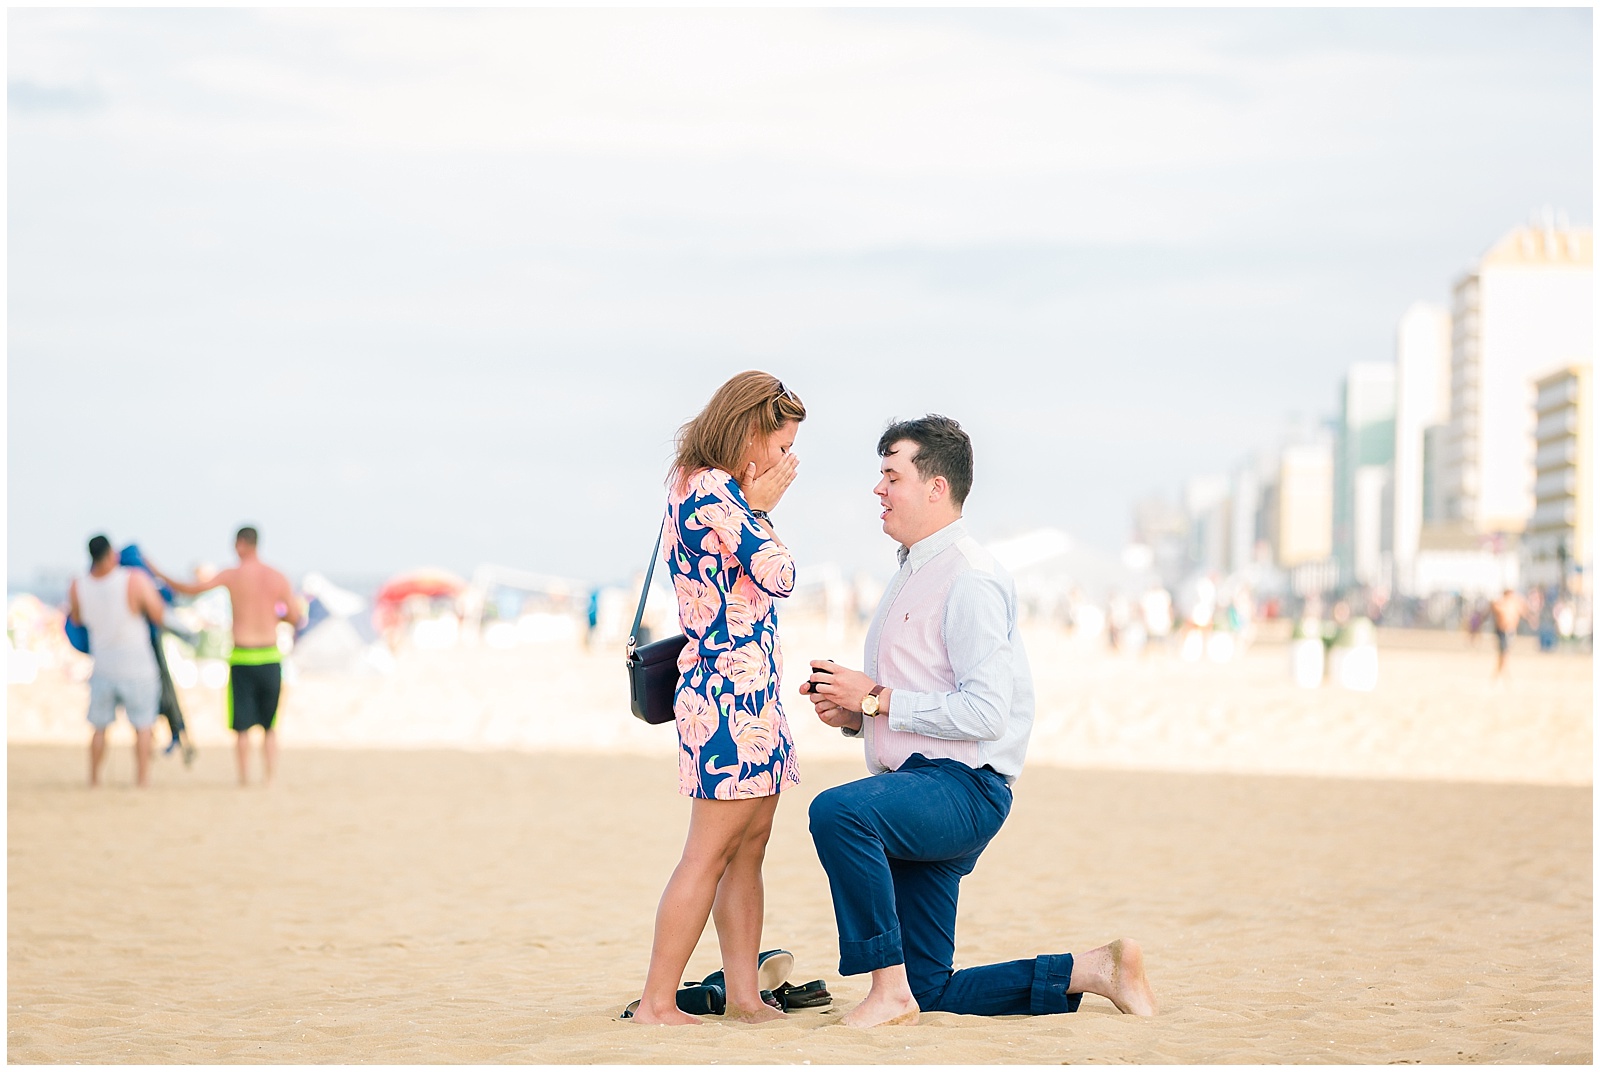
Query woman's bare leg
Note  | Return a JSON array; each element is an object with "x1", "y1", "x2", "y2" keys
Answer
[
  {"x1": 632, "y1": 796, "x2": 770, "y2": 1025},
  {"x1": 711, "y1": 794, "x2": 783, "y2": 1022}
]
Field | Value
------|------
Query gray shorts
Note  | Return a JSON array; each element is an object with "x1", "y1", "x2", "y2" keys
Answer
[{"x1": 87, "y1": 673, "x2": 159, "y2": 731}]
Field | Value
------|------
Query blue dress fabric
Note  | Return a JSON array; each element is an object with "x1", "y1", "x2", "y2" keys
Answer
[{"x1": 665, "y1": 467, "x2": 800, "y2": 800}]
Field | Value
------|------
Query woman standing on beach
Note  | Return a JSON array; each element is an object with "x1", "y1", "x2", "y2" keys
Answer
[{"x1": 629, "y1": 371, "x2": 807, "y2": 1025}]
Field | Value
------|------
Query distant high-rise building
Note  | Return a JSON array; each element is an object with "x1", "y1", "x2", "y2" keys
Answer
[
  {"x1": 1441, "y1": 219, "x2": 1593, "y2": 535},
  {"x1": 1229, "y1": 465, "x2": 1260, "y2": 574},
  {"x1": 1131, "y1": 493, "x2": 1190, "y2": 588},
  {"x1": 1132, "y1": 495, "x2": 1188, "y2": 546},
  {"x1": 1256, "y1": 475, "x2": 1280, "y2": 566},
  {"x1": 1227, "y1": 452, "x2": 1280, "y2": 574},
  {"x1": 1392, "y1": 302, "x2": 1452, "y2": 594},
  {"x1": 1355, "y1": 466, "x2": 1393, "y2": 588},
  {"x1": 1276, "y1": 441, "x2": 1333, "y2": 568},
  {"x1": 1525, "y1": 365, "x2": 1592, "y2": 595},
  {"x1": 1184, "y1": 474, "x2": 1230, "y2": 574},
  {"x1": 1421, "y1": 424, "x2": 1450, "y2": 524},
  {"x1": 1334, "y1": 363, "x2": 1396, "y2": 586}
]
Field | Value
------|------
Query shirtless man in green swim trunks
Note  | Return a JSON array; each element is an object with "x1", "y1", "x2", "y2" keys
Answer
[{"x1": 150, "y1": 526, "x2": 304, "y2": 787}]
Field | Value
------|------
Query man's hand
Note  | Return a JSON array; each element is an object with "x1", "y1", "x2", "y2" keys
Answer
[
  {"x1": 142, "y1": 555, "x2": 217, "y2": 597},
  {"x1": 739, "y1": 452, "x2": 799, "y2": 514},
  {"x1": 809, "y1": 695, "x2": 863, "y2": 733},
  {"x1": 806, "y1": 659, "x2": 880, "y2": 715},
  {"x1": 277, "y1": 595, "x2": 308, "y2": 629}
]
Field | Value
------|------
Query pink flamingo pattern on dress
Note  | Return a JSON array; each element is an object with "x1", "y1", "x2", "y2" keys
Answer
[{"x1": 666, "y1": 467, "x2": 800, "y2": 799}]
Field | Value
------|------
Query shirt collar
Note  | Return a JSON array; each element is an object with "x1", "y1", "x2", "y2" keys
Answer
[{"x1": 896, "y1": 518, "x2": 967, "y2": 571}]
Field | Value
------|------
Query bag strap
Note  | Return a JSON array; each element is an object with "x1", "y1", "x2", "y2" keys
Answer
[{"x1": 627, "y1": 515, "x2": 667, "y2": 657}]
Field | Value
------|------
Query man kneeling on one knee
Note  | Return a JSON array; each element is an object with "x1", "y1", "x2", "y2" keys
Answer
[{"x1": 803, "y1": 415, "x2": 1157, "y2": 1027}]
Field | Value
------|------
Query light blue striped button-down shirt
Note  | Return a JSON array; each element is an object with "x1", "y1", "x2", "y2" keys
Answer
[{"x1": 844, "y1": 518, "x2": 1035, "y2": 784}]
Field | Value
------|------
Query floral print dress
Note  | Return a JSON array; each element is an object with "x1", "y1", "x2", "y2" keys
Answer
[{"x1": 666, "y1": 467, "x2": 800, "y2": 799}]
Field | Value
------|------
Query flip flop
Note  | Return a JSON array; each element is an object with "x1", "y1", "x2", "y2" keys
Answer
[
  {"x1": 698, "y1": 949, "x2": 796, "y2": 995},
  {"x1": 619, "y1": 1000, "x2": 639, "y2": 1020}
]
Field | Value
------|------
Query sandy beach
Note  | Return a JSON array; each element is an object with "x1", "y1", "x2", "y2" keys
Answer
[
  {"x1": 7, "y1": 620, "x2": 1592, "y2": 1063},
  {"x1": 9, "y1": 7, "x2": 1593, "y2": 1066}
]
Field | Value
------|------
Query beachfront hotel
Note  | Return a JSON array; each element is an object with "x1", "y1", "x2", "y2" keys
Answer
[
  {"x1": 1390, "y1": 302, "x2": 1452, "y2": 595},
  {"x1": 1126, "y1": 222, "x2": 1586, "y2": 604},
  {"x1": 1332, "y1": 363, "x2": 1397, "y2": 588},
  {"x1": 1276, "y1": 441, "x2": 1335, "y2": 568},
  {"x1": 1525, "y1": 364, "x2": 1592, "y2": 596},
  {"x1": 1436, "y1": 220, "x2": 1593, "y2": 538}
]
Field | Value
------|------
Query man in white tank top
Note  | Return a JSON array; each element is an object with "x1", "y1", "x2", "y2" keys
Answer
[
  {"x1": 802, "y1": 417, "x2": 1156, "y2": 1027},
  {"x1": 68, "y1": 534, "x2": 175, "y2": 788}
]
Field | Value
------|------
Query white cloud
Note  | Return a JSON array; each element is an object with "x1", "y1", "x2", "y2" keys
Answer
[
  {"x1": 5, "y1": 12, "x2": 1509, "y2": 167},
  {"x1": 10, "y1": 8, "x2": 1586, "y2": 259}
]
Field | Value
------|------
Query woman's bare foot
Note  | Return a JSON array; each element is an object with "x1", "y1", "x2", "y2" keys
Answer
[
  {"x1": 627, "y1": 997, "x2": 703, "y2": 1026},
  {"x1": 1104, "y1": 938, "x2": 1158, "y2": 1016},
  {"x1": 839, "y1": 992, "x2": 919, "y2": 1027},
  {"x1": 724, "y1": 1000, "x2": 786, "y2": 1024}
]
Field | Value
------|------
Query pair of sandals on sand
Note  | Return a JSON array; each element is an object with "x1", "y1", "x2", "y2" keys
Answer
[{"x1": 621, "y1": 949, "x2": 832, "y2": 1019}]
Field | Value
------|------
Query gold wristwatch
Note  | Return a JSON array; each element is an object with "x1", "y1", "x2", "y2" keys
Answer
[{"x1": 860, "y1": 684, "x2": 885, "y2": 717}]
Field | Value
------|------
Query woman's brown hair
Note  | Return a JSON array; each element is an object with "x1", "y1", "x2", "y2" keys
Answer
[{"x1": 672, "y1": 371, "x2": 807, "y2": 487}]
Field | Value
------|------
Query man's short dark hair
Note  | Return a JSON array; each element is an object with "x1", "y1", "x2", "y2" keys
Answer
[
  {"x1": 877, "y1": 415, "x2": 974, "y2": 507},
  {"x1": 87, "y1": 535, "x2": 113, "y2": 563},
  {"x1": 236, "y1": 526, "x2": 259, "y2": 547}
]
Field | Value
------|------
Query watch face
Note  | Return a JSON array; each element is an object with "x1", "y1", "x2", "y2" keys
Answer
[{"x1": 861, "y1": 694, "x2": 879, "y2": 716}]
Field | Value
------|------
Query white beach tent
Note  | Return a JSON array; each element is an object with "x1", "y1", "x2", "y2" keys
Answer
[
  {"x1": 985, "y1": 527, "x2": 1156, "y2": 609},
  {"x1": 293, "y1": 572, "x2": 394, "y2": 675}
]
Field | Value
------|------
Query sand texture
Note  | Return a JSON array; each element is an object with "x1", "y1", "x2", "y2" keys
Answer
[{"x1": 7, "y1": 621, "x2": 1592, "y2": 1063}]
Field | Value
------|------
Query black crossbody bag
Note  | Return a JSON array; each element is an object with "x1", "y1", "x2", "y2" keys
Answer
[{"x1": 625, "y1": 520, "x2": 687, "y2": 725}]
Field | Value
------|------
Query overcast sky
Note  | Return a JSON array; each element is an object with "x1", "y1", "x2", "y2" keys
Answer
[{"x1": 7, "y1": 7, "x2": 1592, "y2": 591}]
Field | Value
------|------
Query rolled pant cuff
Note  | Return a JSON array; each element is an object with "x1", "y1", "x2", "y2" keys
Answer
[
  {"x1": 838, "y1": 927, "x2": 904, "y2": 977},
  {"x1": 1030, "y1": 953, "x2": 1083, "y2": 1015}
]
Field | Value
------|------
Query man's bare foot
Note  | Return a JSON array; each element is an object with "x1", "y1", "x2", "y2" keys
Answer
[
  {"x1": 1105, "y1": 938, "x2": 1157, "y2": 1016},
  {"x1": 840, "y1": 992, "x2": 919, "y2": 1027},
  {"x1": 724, "y1": 1001, "x2": 786, "y2": 1024},
  {"x1": 627, "y1": 998, "x2": 703, "y2": 1026}
]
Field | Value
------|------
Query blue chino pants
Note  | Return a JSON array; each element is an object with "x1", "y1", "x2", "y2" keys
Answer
[{"x1": 808, "y1": 753, "x2": 1083, "y2": 1016}]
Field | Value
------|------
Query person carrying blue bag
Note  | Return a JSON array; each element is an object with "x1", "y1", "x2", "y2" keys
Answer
[
  {"x1": 67, "y1": 535, "x2": 194, "y2": 787},
  {"x1": 66, "y1": 541, "x2": 199, "y2": 766}
]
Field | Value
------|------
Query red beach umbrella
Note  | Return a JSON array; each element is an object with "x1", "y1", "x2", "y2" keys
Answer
[
  {"x1": 374, "y1": 568, "x2": 467, "y2": 607},
  {"x1": 372, "y1": 568, "x2": 468, "y2": 638}
]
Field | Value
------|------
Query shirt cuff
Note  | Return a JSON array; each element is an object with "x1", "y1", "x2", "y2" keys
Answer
[{"x1": 885, "y1": 691, "x2": 938, "y2": 734}]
